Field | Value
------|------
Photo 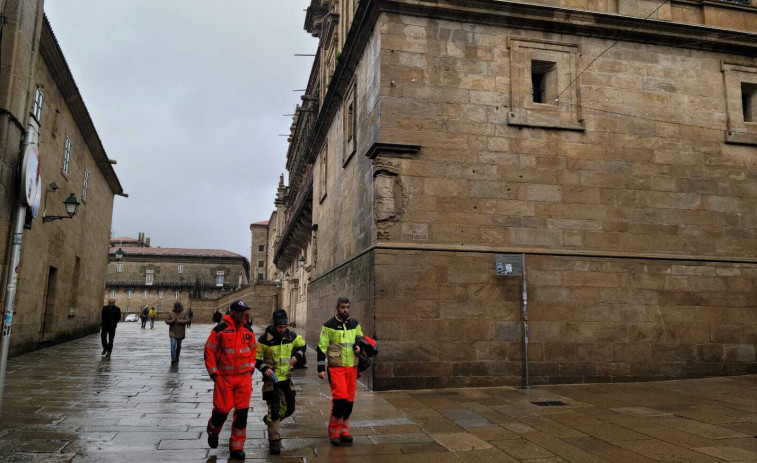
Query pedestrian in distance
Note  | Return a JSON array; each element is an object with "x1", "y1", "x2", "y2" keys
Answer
[
  {"x1": 165, "y1": 302, "x2": 190, "y2": 364},
  {"x1": 100, "y1": 298, "x2": 121, "y2": 357},
  {"x1": 187, "y1": 307, "x2": 194, "y2": 328},
  {"x1": 148, "y1": 307, "x2": 156, "y2": 329},
  {"x1": 204, "y1": 300, "x2": 257, "y2": 461},
  {"x1": 140, "y1": 305, "x2": 149, "y2": 329},
  {"x1": 255, "y1": 309, "x2": 306, "y2": 455},
  {"x1": 212, "y1": 308, "x2": 222, "y2": 324},
  {"x1": 317, "y1": 297, "x2": 363, "y2": 446}
]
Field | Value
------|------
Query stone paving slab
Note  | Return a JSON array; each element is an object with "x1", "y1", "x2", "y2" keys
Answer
[{"x1": 1, "y1": 322, "x2": 757, "y2": 462}]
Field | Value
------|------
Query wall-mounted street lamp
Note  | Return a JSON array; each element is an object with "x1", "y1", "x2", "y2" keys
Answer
[
  {"x1": 42, "y1": 193, "x2": 80, "y2": 223},
  {"x1": 114, "y1": 248, "x2": 125, "y2": 261}
]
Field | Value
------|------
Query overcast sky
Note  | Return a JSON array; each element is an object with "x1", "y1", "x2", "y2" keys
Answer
[{"x1": 44, "y1": 1, "x2": 316, "y2": 259}]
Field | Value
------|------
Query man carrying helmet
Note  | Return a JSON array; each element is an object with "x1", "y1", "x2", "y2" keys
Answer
[
  {"x1": 317, "y1": 297, "x2": 363, "y2": 446},
  {"x1": 255, "y1": 309, "x2": 306, "y2": 455},
  {"x1": 204, "y1": 300, "x2": 257, "y2": 460}
]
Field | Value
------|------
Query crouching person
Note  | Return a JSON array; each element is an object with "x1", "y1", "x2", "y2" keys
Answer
[
  {"x1": 255, "y1": 309, "x2": 306, "y2": 455},
  {"x1": 204, "y1": 300, "x2": 257, "y2": 460}
]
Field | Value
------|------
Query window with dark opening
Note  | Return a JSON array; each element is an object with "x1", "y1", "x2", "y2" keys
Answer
[
  {"x1": 742, "y1": 82, "x2": 757, "y2": 122},
  {"x1": 531, "y1": 60, "x2": 558, "y2": 104}
]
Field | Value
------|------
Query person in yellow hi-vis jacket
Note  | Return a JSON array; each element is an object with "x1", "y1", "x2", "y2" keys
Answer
[
  {"x1": 317, "y1": 297, "x2": 363, "y2": 446},
  {"x1": 255, "y1": 309, "x2": 306, "y2": 455}
]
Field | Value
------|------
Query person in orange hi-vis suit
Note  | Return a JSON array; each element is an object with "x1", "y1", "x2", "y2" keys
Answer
[{"x1": 204, "y1": 300, "x2": 257, "y2": 460}]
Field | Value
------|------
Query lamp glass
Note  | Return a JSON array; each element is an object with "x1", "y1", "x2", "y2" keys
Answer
[
  {"x1": 115, "y1": 248, "x2": 124, "y2": 261},
  {"x1": 63, "y1": 193, "x2": 80, "y2": 217}
]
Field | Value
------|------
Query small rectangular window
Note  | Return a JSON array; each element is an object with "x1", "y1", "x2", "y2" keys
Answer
[
  {"x1": 258, "y1": 245, "x2": 265, "y2": 252},
  {"x1": 157, "y1": 305, "x2": 163, "y2": 312},
  {"x1": 343, "y1": 86, "x2": 357, "y2": 165},
  {"x1": 62, "y1": 137, "x2": 71, "y2": 175},
  {"x1": 145, "y1": 269, "x2": 153, "y2": 286},
  {"x1": 257, "y1": 273, "x2": 264, "y2": 281},
  {"x1": 742, "y1": 82, "x2": 757, "y2": 122},
  {"x1": 216, "y1": 271, "x2": 225, "y2": 287},
  {"x1": 319, "y1": 144, "x2": 328, "y2": 203},
  {"x1": 531, "y1": 60, "x2": 558, "y2": 104},
  {"x1": 258, "y1": 261, "x2": 264, "y2": 268},
  {"x1": 126, "y1": 305, "x2": 131, "y2": 312},
  {"x1": 175, "y1": 291, "x2": 180, "y2": 299},
  {"x1": 82, "y1": 168, "x2": 90, "y2": 201},
  {"x1": 127, "y1": 290, "x2": 132, "y2": 299},
  {"x1": 116, "y1": 263, "x2": 123, "y2": 272},
  {"x1": 109, "y1": 290, "x2": 115, "y2": 298},
  {"x1": 158, "y1": 290, "x2": 164, "y2": 299},
  {"x1": 33, "y1": 87, "x2": 44, "y2": 121},
  {"x1": 143, "y1": 290, "x2": 148, "y2": 298},
  {"x1": 177, "y1": 264, "x2": 183, "y2": 273}
]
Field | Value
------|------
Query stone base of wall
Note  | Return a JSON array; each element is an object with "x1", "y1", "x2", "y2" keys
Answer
[
  {"x1": 9, "y1": 323, "x2": 100, "y2": 358},
  {"x1": 371, "y1": 248, "x2": 757, "y2": 390}
]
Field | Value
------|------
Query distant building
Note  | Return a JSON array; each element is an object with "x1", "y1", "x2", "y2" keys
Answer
[
  {"x1": 105, "y1": 241, "x2": 249, "y2": 316},
  {"x1": 0, "y1": 7, "x2": 124, "y2": 356},
  {"x1": 250, "y1": 221, "x2": 269, "y2": 282}
]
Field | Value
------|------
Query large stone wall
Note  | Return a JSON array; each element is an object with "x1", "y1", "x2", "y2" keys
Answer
[
  {"x1": 11, "y1": 37, "x2": 116, "y2": 356},
  {"x1": 372, "y1": 249, "x2": 757, "y2": 389}
]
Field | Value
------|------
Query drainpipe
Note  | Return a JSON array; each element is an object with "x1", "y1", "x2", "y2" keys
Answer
[
  {"x1": 0, "y1": 127, "x2": 35, "y2": 417},
  {"x1": 521, "y1": 254, "x2": 530, "y2": 389}
]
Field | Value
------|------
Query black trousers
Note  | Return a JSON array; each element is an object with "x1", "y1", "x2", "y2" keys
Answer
[
  {"x1": 263, "y1": 379, "x2": 296, "y2": 422},
  {"x1": 101, "y1": 326, "x2": 116, "y2": 352}
]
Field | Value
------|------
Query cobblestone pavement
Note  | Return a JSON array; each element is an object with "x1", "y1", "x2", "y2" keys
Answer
[{"x1": 1, "y1": 322, "x2": 757, "y2": 462}]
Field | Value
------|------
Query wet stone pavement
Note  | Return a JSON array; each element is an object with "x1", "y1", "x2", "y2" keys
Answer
[{"x1": 1, "y1": 323, "x2": 757, "y2": 462}]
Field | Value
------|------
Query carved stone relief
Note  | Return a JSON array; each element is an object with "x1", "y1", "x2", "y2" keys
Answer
[{"x1": 373, "y1": 159, "x2": 408, "y2": 240}]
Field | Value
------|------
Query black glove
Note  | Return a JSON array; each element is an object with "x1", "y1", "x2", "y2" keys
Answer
[{"x1": 210, "y1": 373, "x2": 217, "y2": 381}]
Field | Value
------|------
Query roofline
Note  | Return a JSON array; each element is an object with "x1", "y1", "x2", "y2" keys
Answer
[{"x1": 40, "y1": 15, "x2": 125, "y2": 197}]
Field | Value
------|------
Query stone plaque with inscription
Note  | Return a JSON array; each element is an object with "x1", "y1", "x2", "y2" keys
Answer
[{"x1": 401, "y1": 223, "x2": 428, "y2": 241}]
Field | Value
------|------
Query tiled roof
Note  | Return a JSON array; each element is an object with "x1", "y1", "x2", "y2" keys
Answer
[
  {"x1": 109, "y1": 247, "x2": 245, "y2": 259},
  {"x1": 110, "y1": 237, "x2": 138, "y2": 242},
  {"x1": 251, "y1": 221, "x2": 269, "y2": 226}
]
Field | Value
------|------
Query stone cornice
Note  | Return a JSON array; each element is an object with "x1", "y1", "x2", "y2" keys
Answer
[{"x1": 40, "y1": 15, "x2": 124, "y2": 196}]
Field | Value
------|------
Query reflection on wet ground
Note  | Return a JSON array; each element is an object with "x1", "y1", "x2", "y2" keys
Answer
[{"x1": 1, "y1": 322, "x2": 757, "y2": 462}]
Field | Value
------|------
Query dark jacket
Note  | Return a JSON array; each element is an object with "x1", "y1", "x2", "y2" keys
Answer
[{"x1": 101, "y1": 305, "x2": 121, "y2": 328}]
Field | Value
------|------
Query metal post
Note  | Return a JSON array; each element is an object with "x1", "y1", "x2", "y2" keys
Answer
[
  {"x1": 521, "y1": 253, "x2": 529, "y2": 388},
  {"x1": 0, "y1": 204, "x2": 27, "y2": 416}
]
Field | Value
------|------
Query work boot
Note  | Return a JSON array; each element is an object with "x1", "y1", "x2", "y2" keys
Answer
[
  {"x1": 330, "y1": 438, "x2": 341, "y2": 446},
  {"x1": 269, "y1": 439, "x2": 281, "y2": 455},
  {"x1": 105, "y1": 351, "x2": 111, "y2": 357},
  {"x1": 229, "y1": 449, "x2": 245, "y2": 460},
  {"x1": 101, "y1": 349, "x2": 106, "y2": 355},
  {"x1": 207, "y1": 434, "x2": 218, "y2": 449},
  {"x1": 340, "y1": 434, "x2": 353, "y2": 444}
]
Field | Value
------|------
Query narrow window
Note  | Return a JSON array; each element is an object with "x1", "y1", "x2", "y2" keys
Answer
[
  {"x1": 175, "y1": 291, "x2": 180, "y2": 299},
  {"x1": 82, "y1": 168, "x2": 90, "y2": 201},
  {"x1": 531, "y1": 60, "x2": 558, "y2": 104},
  {"x1": 143, "y1": 290, "x2": 148, "y2": 298},
  {"x1": 127, "y1": 289, "x2": 132, "y2": 299},
  {"x1": 216, "y1": 271, "x2": 225, "y2": 287},
  {"x1": 258, "y1": 274, "x2": 264, "y2": 281},
  {"x1": 258, "y1": 245, "x2": 265, "y2": 252},
  {"x1": 319, "y1": 144, "x2": 328, "y2": 202},
  {"x1": 62, "y1": 137, "x2": 71, "y2": 175},
  {"x1": 145, "y1": 269, "x2": 154, "y2": 286},
  {"x1": 109, "y1": 290, "x2": 115, "y2": 299},
  {"x1": 126, "y1": 305, "x2": 131, "y2": 312},
  {"x1": 116, "y1": 263, "x2": 123, "y2": 272},
  {"x1": 742, "y1": 82, "x2": 757, "y2": 122},
  {"x1": 158, "y1": 290, "x2": 164, "y2": 299},
  {"x1": 157, "y1": 305, "x2": 163, "y2": 312},
  {"x1": 177, "y1": 264, "x2": 183, "y2": 273},
  {"x1": 33, "y1": 87, "x2": 44, "y2": 121},
  {"x1": 258, "y1": 261, "x2": 264, "y2": 268},
  {"x1": 343, "y1": 87, "x2": 356, "y2": 164}
]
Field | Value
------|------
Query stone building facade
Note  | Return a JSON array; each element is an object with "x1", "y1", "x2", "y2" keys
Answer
[
  {"x1": 250, "y1": 221, "x2": 269, "y2": 283},
  {"x1": 104, "y1": 244, "x2": 249, "y2": 318},
  {"x1": 0, "y1": 6, "x2": 124, "y2": 356},
  {"x1": 274, "y1": 0, "x2": 757, "y2": 390}
]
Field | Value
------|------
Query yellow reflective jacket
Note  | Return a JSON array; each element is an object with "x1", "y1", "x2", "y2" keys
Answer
[
  {"x1": 254, "y1": 326, "x2": 306, "y2": 380},
  {"x1": 317, "y1": 316, "x2": 363, "y2": 372}
]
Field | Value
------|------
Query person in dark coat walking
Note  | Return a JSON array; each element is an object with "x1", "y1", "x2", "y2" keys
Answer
[{"x1": 101, "y1": 298, "x2": 121, "y2": 357}]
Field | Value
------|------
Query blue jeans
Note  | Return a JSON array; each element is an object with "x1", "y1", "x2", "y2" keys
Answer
[{"x1": 170, "y1": 337, "x2": 183, "y2": 362}]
